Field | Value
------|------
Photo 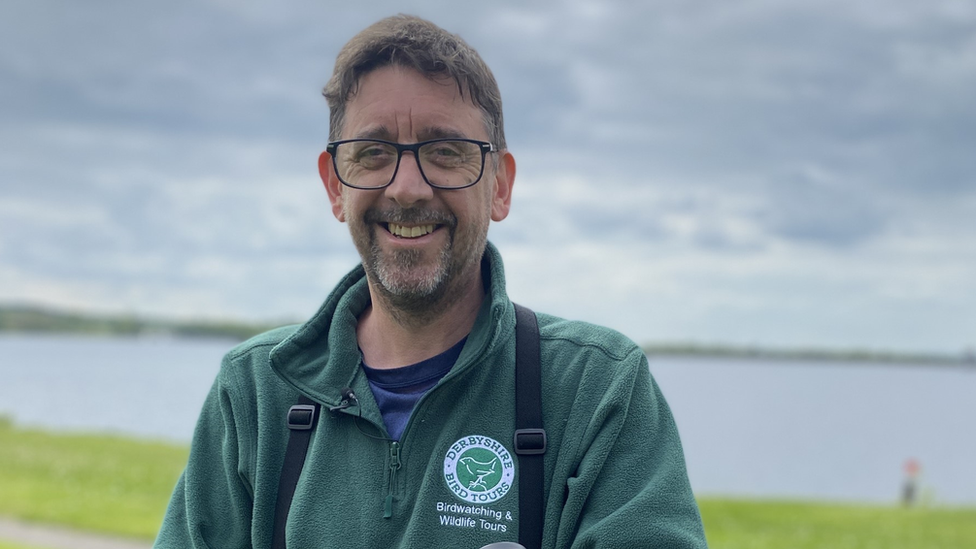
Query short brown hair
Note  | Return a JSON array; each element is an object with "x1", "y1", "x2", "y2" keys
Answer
[{"x1": 323, "y1": 15, "x2": 506, "y2": 149}]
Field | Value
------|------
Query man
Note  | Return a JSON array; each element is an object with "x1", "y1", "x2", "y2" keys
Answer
[{"x1": 155, "y1": 15, "x2": 707, "y2": 549}]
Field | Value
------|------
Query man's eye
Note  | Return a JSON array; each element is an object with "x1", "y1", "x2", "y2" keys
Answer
[
  {"x1": 357, "y1": 146, "x2": 391, "y2": 159},
  {"x1": 423, "y1": 143, "x2": 471, "y2": 168},
  {"x1": 352, "y1": 145, "x2": 395, "y2": 168}
]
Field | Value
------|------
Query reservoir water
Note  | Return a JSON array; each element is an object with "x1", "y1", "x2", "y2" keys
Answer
[{"x1": 1, "y1": 334, "x2": 973, "y2": 505}]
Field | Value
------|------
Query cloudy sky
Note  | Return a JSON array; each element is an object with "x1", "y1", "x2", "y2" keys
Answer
[{"x1": 1, "y1": 0, "x2": 974, "y2": 353}]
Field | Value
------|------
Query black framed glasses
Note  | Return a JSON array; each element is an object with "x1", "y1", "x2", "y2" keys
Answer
[{"x1": 326, "y1": 138, "x2": 496, "y2": 190}]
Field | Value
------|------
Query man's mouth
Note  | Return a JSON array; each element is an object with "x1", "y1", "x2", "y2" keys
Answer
[{"x1": 385, "y1": 223, "x2": 438, "y2": 239}]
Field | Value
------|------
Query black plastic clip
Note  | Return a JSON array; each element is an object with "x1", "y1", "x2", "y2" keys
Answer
[
  {"x1": 513, "y1": 428, "x2": 547, "y2": 455},
  {"x1": 286, "y1": 404, "x2": 318, "y2": 431}
]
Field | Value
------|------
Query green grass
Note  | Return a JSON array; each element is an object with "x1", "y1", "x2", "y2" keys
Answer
[
  {"x1": 0, "y1": 417, "x2": 187, "y2": 540},
  {"x1": 2, "y1": 418, "x2": 975, "y2": 547},
  {"x1": 699, "y1": 498, "x2": 976, "y2": 549},
  {"x1": 0, "y1": 542, "x2": 49, "y2": 549}
]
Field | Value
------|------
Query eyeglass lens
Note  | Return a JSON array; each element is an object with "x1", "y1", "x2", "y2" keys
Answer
[{"x1": 333, "y1": 140, "x2": 484, "y2": 188}]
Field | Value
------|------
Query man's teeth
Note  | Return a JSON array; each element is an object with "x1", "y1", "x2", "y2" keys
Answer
[{"x1": 388, "y1": 223, "x2": 436, "y2": 238}]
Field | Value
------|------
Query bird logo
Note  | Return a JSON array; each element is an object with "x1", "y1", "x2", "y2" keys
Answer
[
  {"x1": 444, "y1": 435, "x2": 515, "y2": 504},
  {"x1": 443, "y1": 435, "x2": 516, "y2": 503},
  {"x1": 459, "y1": 455, "x2": 500, "y2": 491}
]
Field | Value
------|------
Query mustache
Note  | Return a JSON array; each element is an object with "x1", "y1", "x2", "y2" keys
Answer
[{"x1": 363, "y1": 207, "x2": 457, "y2": 228}]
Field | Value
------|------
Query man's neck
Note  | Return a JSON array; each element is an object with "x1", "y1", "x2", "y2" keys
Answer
[{"x1": 356, "y1": 272, "x2": 485, "y2": 369}]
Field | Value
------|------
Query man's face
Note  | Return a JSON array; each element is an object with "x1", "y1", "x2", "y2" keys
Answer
[{"x1": 320, "y1": 65, "x2": 514, "y2": 314}]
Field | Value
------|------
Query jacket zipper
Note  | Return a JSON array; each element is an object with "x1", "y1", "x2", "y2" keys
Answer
[
  {"x1": 384, "y1": 441, "x2": 401, "y2": 518},
  {"x1": 375, "y1": 366, "x2": 464, "y2": 519}
]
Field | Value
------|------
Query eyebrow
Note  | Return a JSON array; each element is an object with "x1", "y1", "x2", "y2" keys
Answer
[
  {"x1": 353, "y1": 126, "x2": 396, "y2": 141},
  {"x1": 351, "y1": 125, "x2": 469, "y2": 142},
  {"x1": 416, "y1": 126, "x2": 467, "y2": 141}
]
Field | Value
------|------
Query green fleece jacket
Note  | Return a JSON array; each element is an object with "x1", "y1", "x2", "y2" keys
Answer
[{"x1": 155, "y1": 243, "x2": 707, "y2": 548}]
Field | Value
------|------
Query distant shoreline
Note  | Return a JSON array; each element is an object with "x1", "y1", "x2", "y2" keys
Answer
[
  {"x1": 2, "y1": 304, "x2": 973, "y2": 366},
  {"x1": 0, "y1": 304, "x2": 291, "y2": 342},
  {"x1": 642, "y1": 343, "x2": 975, "y2": 367}
]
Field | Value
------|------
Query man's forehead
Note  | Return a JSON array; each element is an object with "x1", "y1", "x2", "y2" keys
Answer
[
  {"x1": 350, "y1": 66, "x2": 465, "y2": 103},
  {"x1": 341, "y1": 66, "x2": 487, "y2": 141}
]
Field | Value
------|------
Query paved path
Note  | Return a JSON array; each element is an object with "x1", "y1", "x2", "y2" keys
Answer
[{"x1": 0, "y1": 516, "x2": 151, "y2": 549}]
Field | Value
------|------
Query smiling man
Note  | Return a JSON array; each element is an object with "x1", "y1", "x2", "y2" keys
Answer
[
  {"x1": 155, "y1": 15, "x2": 707, "y2": 549},
  {"x1": 324, "y1": 64, "x2": 512, "y2": 363}
]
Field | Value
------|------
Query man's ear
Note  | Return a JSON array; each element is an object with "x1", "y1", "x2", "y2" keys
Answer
[
  {"x1": 319, "y1": 151, "x2": 345, "y2": 222},
  {"x1": 490, "y1": 150, "x2": 516, "y2": 222}
]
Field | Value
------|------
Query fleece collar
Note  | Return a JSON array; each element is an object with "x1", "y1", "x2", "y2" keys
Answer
[{"x1": 269, "y1": 241, "x2": 516, "y2": 412}]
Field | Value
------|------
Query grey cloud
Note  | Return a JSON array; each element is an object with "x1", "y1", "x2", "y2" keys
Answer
[
  {"x1": 480, "y1": 1, "x2": 976, "y2": 200},
  {"x1": 1, "y1": 0, "x2": 974, "y2": 349},
  {"x1": 756, "y1": 170, "x2": 887, "y2": 246}
]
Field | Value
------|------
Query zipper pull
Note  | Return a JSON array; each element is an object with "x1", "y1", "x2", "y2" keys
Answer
[{"x1": 384, "y1": 441, "x2": 401, "y2": 519}]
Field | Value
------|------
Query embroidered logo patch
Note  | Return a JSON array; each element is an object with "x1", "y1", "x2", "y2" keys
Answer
[{"x1": 443, "y1": 435, "x2": 515, "y2": 504}]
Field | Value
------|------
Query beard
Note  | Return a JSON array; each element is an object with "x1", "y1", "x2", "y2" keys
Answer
[{"x1": 348, "y1": 204, "x2": 489, "y2": 319}]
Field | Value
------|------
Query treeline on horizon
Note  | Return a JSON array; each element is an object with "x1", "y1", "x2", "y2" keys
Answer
[
  {"x1": 642, "y1": 341, "x2": 974, "y2": 366},
  {"x1": 0, "y1": 304, "x2": 290, "y2": 342},
  {"x1": 1, "y1": 303, "x2": 973, "y2": 366}
]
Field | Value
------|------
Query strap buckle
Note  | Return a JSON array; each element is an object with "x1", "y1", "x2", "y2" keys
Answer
[
  {"x1": 287, "y1": 404, "x2": 318, "y2": 431},
  {"x1": 513, "y1": 428, "x2": 547, "y2": 455}
]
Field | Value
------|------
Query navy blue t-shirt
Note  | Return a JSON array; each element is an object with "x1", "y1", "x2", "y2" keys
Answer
[{"x1": 361, "y1": 337, "x2": 466, "y2": 441}]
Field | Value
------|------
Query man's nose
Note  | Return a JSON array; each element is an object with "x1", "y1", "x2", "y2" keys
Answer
[{"x1": 384, "y1": 152, "x2": 433, "y2": 207}]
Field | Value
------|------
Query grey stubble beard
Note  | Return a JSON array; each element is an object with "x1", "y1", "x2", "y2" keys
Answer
[{"x1": 353, "y1": 208, "x2": 488, "y2": 326}]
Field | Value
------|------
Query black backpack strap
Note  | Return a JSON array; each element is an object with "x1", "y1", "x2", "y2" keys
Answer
[
  {"x1": 272, "y1": 394, "x2": 320, "y2": 549},
  {"x1": 513, "y1": 303, "x2": 546, "y2": 549}
]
